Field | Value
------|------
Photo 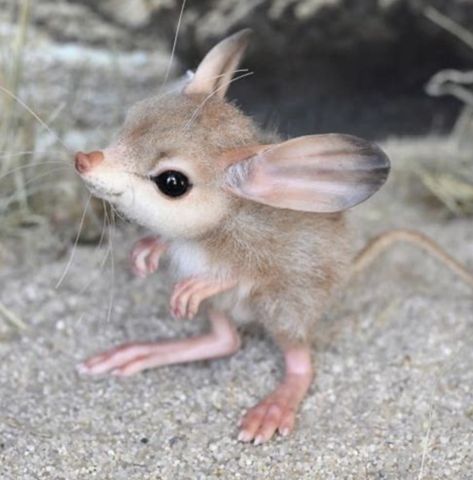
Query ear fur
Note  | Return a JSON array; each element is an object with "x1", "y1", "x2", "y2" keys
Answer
[
  {"x1": 184, "y1": 29, "x2": 252, "y2": 98},
  {"x1": 222, "y1": 134, "x2": 390, "y2": 213}
]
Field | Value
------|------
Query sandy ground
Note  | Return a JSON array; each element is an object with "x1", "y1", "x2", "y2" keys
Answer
[
  {"x1": 0, "y1": 11, "x2": 472, "y2": 478},
  {"x1": 1, "y1": 140, "x2": 472, "y2": 479}
]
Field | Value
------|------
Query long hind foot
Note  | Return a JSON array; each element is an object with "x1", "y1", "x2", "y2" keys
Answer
[
  {"x1": 77, "y1": 311, "x2": 240, "y2": 376},
  {"x1": 238, "y1": 342, "x2": 313, "y2": 445}
]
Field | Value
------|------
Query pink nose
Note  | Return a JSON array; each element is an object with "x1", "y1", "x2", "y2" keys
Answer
[{"x1": 74, "y1": 150, "x2": 104, "y2": 173}]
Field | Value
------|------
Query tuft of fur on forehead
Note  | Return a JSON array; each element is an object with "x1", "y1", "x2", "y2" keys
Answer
[{"x1": 115, "y1": 91, "x2": 262, "y2": 174}]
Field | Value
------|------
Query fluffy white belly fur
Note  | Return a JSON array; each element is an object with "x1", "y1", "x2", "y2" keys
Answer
[{"x1": 167, "y1": 240, "x2": 212, "y2": 280}]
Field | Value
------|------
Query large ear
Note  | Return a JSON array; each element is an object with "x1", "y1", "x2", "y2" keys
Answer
[
  {"x1": 222, "y1": 134, "x2": 390, "y2": 213},
  {"x1": 184, "y1": 29, "x2": 251, "y2": 98}
]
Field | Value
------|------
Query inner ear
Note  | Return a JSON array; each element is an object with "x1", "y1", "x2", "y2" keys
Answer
[
  {"x1": 222, "y1": 134, "x2": 390, "y2": 213},
  {"x1": 184, "y1": 29, "x2": 252, "y2": 98}
]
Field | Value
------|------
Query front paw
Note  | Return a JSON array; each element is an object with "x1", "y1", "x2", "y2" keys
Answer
[
  {"x1": 170, "y1": 278, "x2": 205, "y2": 319},
  {"x1": 169, "y1": 277, "x2": 236, "y2": 320},
  {"x1": 129, "y1": 236, "x2": 166, "y2": 278}
]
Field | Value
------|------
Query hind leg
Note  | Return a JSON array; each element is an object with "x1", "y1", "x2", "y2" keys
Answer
[
  {"x1": 77, "y1": 311, "x2": 240, "y2": 376},
  {"x1": 238, "y1": 339, "x2": 313, "y2": 444}
]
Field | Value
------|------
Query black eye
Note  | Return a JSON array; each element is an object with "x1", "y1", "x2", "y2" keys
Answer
[{"x1": 152, "y1": 170, "x2": 191, "y2": 198}]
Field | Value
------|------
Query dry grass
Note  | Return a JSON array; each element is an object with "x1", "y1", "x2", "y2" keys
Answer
[
  {"x1": 0, "y1": 2, "x2": 90, "y2": 328},
  {"x1": 418, "y1": 166, "x2": 473, "y2": 216},
  {"x1": 1, "y1": 1, "x2": 472, "y2": 239},
  {"x1": 382, "y1": 135, "x2": 473, "y2": 218},
  {"x1": 0, "y1": 0, "x2": 77, "y2": 235},
  {"x1": 0, "y1": 0, "x2": 33, "y2": 222},
  {"x1": 422, "y1": 6, "x2": 473, "y2": 217}
]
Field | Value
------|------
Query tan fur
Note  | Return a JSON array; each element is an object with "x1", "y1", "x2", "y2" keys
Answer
[
  {"x1": 75, "y1": 31, "x2": 473, "y2": 444},
  {"x1": 200, "y1": 204, "x2": 353, "y2": 341},
  {"x1": 77, "y1": 33, "x2": 379, "y2": 345}
]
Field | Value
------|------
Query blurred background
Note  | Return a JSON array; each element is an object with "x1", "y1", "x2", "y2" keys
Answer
[
  {"x1": 0, "y1": 0, "x2": 473, "y2": 241},
  {"x1": 1, "y1": 3, "x2": 473, "y2": 478}
]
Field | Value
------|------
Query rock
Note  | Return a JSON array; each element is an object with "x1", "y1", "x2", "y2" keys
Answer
[
  {"x1": 3, "y1": 0, "x2": 472, "y2": 141},
  {"x1": 29, "y1": 1, "x2": 473, "y2": 67}
]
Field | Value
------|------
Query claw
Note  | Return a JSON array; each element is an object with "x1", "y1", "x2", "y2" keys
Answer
[
  {"x1": 238, "y1": 344, "x2": 313, "y2": 444},
  {"x1": 170, "y1": 276, "x2": 237, "y2": 320},
  {"x1": 129, "y1": 236, "x2": 167, "y2": 278}
]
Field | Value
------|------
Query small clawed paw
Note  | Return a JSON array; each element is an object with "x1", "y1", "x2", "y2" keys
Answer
[
  {"x1": 130, "y1": 237, "x2": 163, "y2": 278},
  {"x1": 170, "y1": 278, "x2": 210, "y2": 320}
]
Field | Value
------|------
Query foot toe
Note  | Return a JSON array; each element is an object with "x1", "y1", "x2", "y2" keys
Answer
[
  {"x1": 110, "y1": 355, "x2": 149, "y2": 376},
  {"x1": 278, "y1": 409, "x2": 296, "y2": 437},
  {"x1": 254, "y1": 403, "x2": 284, "y2": 443},
  {"x1": 238, "y1": 396, "x2": 297, "y2": 444},
  {"x1": 78, "y1": 344, "x2": 153, "y2": 376},
  {"x1": 238, "y1": 404, "x2": 269, "y2": 443}
]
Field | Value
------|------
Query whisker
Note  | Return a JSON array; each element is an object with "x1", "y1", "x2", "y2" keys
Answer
[
  {"x1": 78, "y1": 205, "x2": 111, "y2": 295},
  {"x1": 0, "y1": 150, "x2": 36, "y2": 158},
  {"x1": 160, "y1": 0, "x2": 187, "y2": 90},
  {"x1": 98, "y1": 201, "x2": 110, "y2": 249},
  {"x1": 55, "y1": 193, "x2": 92, "y2": 289},
  {"x1": 0, "y1": 180, "x2": 73, "y2": 211},
  {"x1": 21, "y1": 167, "x2": 69, "y2": 188},
  {"x1": 82, "y1": 243, "x2": 113, "y2": 294},
  {"x1": 0, "y1": 161, "x2": 68, "y2": 182},
  {"x1": 0, "y1": 85, "x2": 72, "y2": 153},
  {"x1": 105, "y1": 209, "x2": 116, "y2": 323},
  {"x1": 46, "y1": 101, "x2": 68, "y2": 125},
  {"x1": 109, "y1": 202, "x2": 128, "y2": 224}
]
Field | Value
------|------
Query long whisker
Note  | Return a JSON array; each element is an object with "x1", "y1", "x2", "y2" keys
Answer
[
  {"x1": 0, "y1": 161, "x2": 68, "y2": 181},
  {"x1": 160, "y1": 0, "x2": 187, "y2": 90},
  {"x1": 184, "y1": 70, "x2": 254, "y2": 130},
  {"x1": 0, "y1": 180, "x2": 72, "y2": 211},
  {"x1": 79, "y1": 243, "x2": 112, "y2": 295},
  {"x1": 97, "y1": 200, "x2": 110, "y2": 250},
  {"x1": 21, "y1": 167, "x2": 69, "y2": 188},
  {"x1": 105, "y1": 208, "x2": 116, "y2": 323},
  {"x1": 109, "y1": 202, "x2": 128, "y2": 223},
  {"x1": 78, "y1": 202, "x2": 111, "y2": 295},
  {"x1": 0, "y1": 85, "x2": 72, "y2": 153},
  {"x1": 0, "y1": 150, "x2": 36, "y2": 158},
  {"x1": 46, "y1": 101, "x2": 68, "y2": 125},
  {"x1": 55, "y1": 193, "x2": 92, "y2": 289}
]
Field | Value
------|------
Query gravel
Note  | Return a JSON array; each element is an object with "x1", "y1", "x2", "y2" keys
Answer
[
  {"x1": 1, "y1": 158, "x2": 472, "y2": 478},
  {"x1": 0, "y1": 6, "x2": 472, "y2": 476}
]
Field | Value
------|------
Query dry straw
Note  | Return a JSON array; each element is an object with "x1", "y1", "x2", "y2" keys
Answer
[
  {"x1": 0, "y1": 0, "x2": 73, "y2": 232},
  {"x1": 422, "y1": 6, "x2": 473, "y2": 216}
]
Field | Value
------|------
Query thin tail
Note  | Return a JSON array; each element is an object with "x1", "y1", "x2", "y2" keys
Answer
[{"x1": 352, "y1": 228, "x2": 473, "y2": 289}]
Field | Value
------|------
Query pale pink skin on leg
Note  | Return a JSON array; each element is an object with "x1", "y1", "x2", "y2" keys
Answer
[
  {"x1": 80, "y1": 242, "x2": 313, "y2": 444},
  {"x1": 76, "y1": 311, "x2": 241, "y2": 376},
  {"x1": 238, "y1": 342, "x2": 313, "y2": 445},
  {"x1": 129, "y1": 236, "x2": 168, "y2": 278}
]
